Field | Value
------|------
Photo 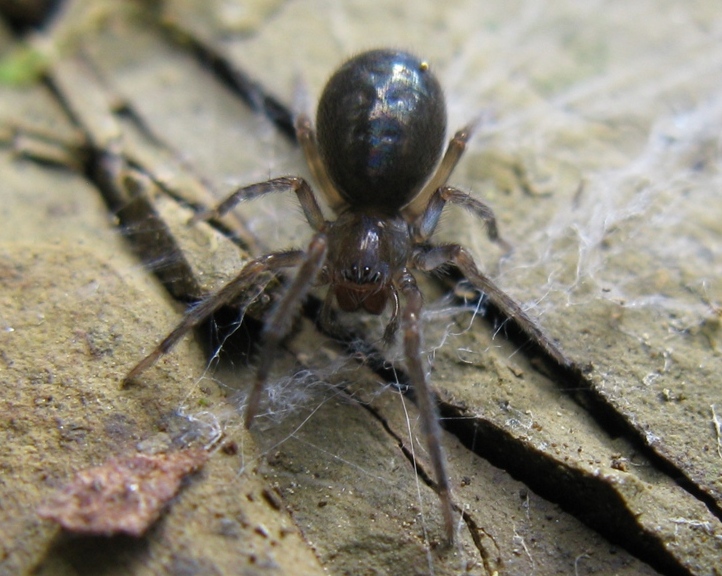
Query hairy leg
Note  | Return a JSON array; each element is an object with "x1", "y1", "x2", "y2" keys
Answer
[
  {"x1": 245, "y1": 234, "x2": 329, "y2": 427},
  {"x1": 402, "y1": 121, "x2": 477, "y2": 220},
  {"x1": 125, "y1": 250, "x2": 305, "y2": 383},
  {"x1": 412, "y1": 185, "x2": 511, "y2": 253},
  {"x1": 191, "y1": 175, "x2": 326, "y2": 232},
  {"x1": 295, "y1": 113, "x2": 346, "y2": 213},
  {"x1": 397, "y1": 269, "x2": 455, "y2": 543},
  {"x1": 411, "y1": 244, "x2": 572, "y2": 368}
]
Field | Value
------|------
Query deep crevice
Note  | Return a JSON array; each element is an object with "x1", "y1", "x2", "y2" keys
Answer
[
  {"x1": 440, "y1": 402, "x2": 691, "y2": 576},
  {"x1": 158, "y1": 20, "x2": 296, "y2": 143},
  {"x1": 351, "y1": 390, "x2": 499, "y2": 573},
  {"x1": 459, "y1": 278, "x2": 722, "y2": 527},
  {"x1": 459, "y1": 509, "x2": 500, "y2": 576}
]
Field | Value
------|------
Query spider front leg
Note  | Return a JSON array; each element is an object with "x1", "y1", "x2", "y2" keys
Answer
[
  {"x1": 396, "y1": 269, "x2": 455, "y2": 543},
  {"x1": 125, "y1": 251, "x2": 307, "y2": 383},
  {"x1": 244, "y1": 233, "x2": 329, "y2": 427},
  {"x1": 410, "y1": 244, "x2": 571, "y2": 368}
]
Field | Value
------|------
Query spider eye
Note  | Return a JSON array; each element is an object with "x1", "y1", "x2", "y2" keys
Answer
[{"x1": 340, "y1": 263, "x2": 385, "y2": 284}]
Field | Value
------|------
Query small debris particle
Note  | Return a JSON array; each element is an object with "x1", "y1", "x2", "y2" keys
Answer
[
  {"x1": 37, "y1": 449, "x2": 208, "y2": 536},
  {"x1": 221, "y1": 440, "x2": 238, "y2": 455},
  {"x1": 508, "y1": 364, "x2": 525, "y2": 378},
  {"x1": 136, "y1": 432, "x2": 173, "y2": 455},
  {"x1": 712, "y1": 404, "x2": 722, "y2": 459},
  {"x1": 611, "y1": 456, "x2": 629, "y2": 472},
  {"x1": 262, "y1": 487, "x2": 283, "y2": 510}
]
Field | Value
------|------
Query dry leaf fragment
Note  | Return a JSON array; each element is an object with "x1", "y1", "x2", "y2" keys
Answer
[{"x1": 37, "y1": 449, "x2": 208, "y2": 536}]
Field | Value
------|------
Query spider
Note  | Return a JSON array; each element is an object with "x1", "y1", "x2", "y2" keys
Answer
[{"x1": 127, "y1": 48, "x2": 570, "y2": 542}]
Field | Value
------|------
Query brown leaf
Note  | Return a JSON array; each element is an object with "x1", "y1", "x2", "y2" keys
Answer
[{"x1": 37, "y1": 449, "x2": 208, "y2": 536}]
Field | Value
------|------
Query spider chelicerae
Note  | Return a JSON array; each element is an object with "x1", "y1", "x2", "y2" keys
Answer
[{"x1": 127, "y1": 48, "x2": 569, "y2": 542}]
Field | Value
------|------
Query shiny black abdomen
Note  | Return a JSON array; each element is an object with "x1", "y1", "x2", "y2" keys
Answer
[{"x1": 316, "y1": 49, "x2": 447, "y2": 212}]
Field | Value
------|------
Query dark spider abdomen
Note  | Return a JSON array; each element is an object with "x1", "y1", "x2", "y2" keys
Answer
[{"x1": 316, "y1": 49, "x2": 447, "y2": 212}]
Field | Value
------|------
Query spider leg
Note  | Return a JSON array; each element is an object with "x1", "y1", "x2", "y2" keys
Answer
[
  {"x1": 402, "y1": 121, "x2": 478, "y2": 220},
  {"x1": 412, "y1": 185, "x2": 511, "y2": 253},
  {"x1": 191, "y1": 176, "x2": 326, "y2": 232},
  {"x1": 125, "y1": 250, "x2": 305, "y2": 383},
  {"x1": 245, "y1": 233, "x2": 329, "y2": 428},
  {"x1": 381, "y1": 285, "x2": 401, "y2": 346},
  {"x1": 295, "y1": 113, "x2": 347, "y2": 213},
  {"x1": 410, "y1": 244, "x2": 572, "y2": 368},
  {"x1": 397, "y1": 269, "x2": 455, "y2": 543}
]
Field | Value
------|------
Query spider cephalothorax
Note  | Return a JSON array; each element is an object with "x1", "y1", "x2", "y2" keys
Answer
[{"x1": 325, "y1": 211, "x2": 409, "y2": 314}]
